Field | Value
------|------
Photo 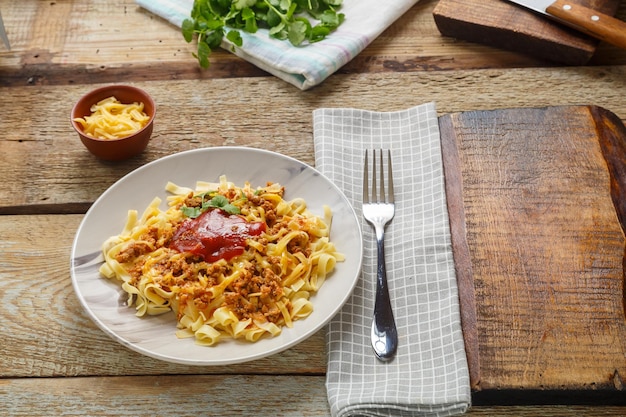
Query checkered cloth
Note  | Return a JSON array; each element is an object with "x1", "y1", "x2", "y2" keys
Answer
[
  {"x1": 313, "y1": 103, "x2": 471, "y2": 417},
  {"x1": 136, "y1": 0, "x2": 421, "y2": 90}
]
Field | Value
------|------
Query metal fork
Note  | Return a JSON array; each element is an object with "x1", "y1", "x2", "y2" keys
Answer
[{"x1": 363, "y1": 149, "x2": 398, "y2": 361}]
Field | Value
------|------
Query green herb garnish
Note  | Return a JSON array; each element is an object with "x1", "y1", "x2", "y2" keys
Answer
[
  {"x1": 182, "y1": 192, "x2": 241, "y2": 218},
  {"x1": 182, "y1": 0, "x2": 345, "y2": 69}
]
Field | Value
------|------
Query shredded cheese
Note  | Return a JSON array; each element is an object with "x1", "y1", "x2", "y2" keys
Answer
[{"x1": 74, "y1": 96, "x2": 150, "y2": 140}]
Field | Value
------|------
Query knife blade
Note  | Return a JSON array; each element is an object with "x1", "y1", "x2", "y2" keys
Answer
[
  {"x1": 505, "y1": 0, "x2": 626, "y2": 49},
  {"x1": 0, "y1": 10, "x2": 10, "y2": 51}
]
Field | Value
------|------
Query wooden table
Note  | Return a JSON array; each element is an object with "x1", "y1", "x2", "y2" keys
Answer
[{"x1": 1, "y1": 0, "x2": 626, "y2": 415}]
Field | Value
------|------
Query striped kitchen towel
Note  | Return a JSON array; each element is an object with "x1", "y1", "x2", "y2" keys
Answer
[{"x1": 136, "y1": 0, "x2": 421, "y2": 90}]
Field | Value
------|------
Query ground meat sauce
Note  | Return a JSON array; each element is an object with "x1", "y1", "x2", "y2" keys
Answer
[
  {"x1": 169, "y1": 208, "x2": 266, "y2": 262},
  {"x1": 107, "y1": 182, "x2": 332, "y2": 331}
]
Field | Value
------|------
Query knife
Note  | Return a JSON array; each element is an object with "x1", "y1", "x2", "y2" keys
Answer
[
  {"x1": 0, "y1": 10, "x2": 10, "y2": 50},
  {"x1": 505, "y1": 0, "x2": 626, "y2": 49}
]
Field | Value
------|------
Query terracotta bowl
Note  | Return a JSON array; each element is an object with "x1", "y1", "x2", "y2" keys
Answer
[{"x1": 71, "y1": 85, "x2": 156, "y2": 161}]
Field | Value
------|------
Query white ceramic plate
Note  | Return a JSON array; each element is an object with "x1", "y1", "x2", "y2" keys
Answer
[{"x1": 71, "y1": 147, "x2": 362, "y2": 365}]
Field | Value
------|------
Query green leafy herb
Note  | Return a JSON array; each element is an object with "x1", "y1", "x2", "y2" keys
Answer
[
  {"x1": 181, "y1": 191, "x2": 241, "y2": 218},
  {"x1": 182, "y1": 0, "x2": 345, "y2": 69}
]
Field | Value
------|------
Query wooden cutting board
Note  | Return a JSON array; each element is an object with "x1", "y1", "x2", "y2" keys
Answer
[
  {"x1": 439, "y1": 105, "x2": 626, "y2": 400},
  {"x1": 433, "y1": 0, "x2": 622, "y2": 65}
]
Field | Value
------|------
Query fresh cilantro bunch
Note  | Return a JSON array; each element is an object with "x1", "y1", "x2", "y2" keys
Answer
[{"x1": 182, "y1": 0, "x2": 345, "y2": 68}]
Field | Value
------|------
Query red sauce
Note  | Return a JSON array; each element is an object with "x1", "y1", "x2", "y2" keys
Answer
[{"x1": 170, "y1": 209, "x2": 266, "y2": 262}]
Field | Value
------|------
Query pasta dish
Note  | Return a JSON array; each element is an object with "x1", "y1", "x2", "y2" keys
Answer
[{"x1": 99, "y1": 176, "x2": 343, "y2": 346}]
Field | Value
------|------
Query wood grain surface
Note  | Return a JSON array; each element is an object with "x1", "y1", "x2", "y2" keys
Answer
[
  {"x1": 1, "y1": 213, "x2": 626, "y2": 415},
  {"x1": 2, "y1": 0, "x2": 626, "y2": 414},
  {"x1": 440, "y1": 105, "x2": 626, "y2": 394},
  {"x1": 0, "y1": 0, "x2": 624, "y2": 88},
  {"x1": 2, "y1": 67, "x2": 626, "y2": 214}
]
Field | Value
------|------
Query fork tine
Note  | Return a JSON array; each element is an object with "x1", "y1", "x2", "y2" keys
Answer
[
  {"x1": 371, "y1": 149, "x2": 377, "y2": 203},
  {"x1": 364, "y1": 149, "x2": 394, "y2": 204},
  {"x1": 387, "y1": 149, "x2": 394, "y2": 204},
  {"x1": 378, "y1": 149, "x2": 385, "y2": 204},
  {"x1": 363, "y1": 150, "x2": 369, "y2": 204}
]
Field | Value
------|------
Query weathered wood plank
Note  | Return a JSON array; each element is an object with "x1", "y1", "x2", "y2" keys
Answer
[
  {"x1": 1, "y1": 375, "x2": 332, "y2": 417},
  {"x1": 2, "y1": 374, "x2": 626, "y2": 416},
  {"x1": 0, "y1": 214, "x2": 326, "y2": 378},
  {"x1": 2, "y1": 0, "x2": 626, "y2": 412},
  {"x1": 1, "y1": 0, "x2": 625, "y2": 87},
  {"x1": 440, "y1": 105, "x2": 626, "y2": 393},
  {"x1": 1, "y1": 66, "x2": 625, "y2": 213}
]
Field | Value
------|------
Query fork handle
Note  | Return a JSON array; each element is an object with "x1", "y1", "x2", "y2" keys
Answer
[{"x1": 371, "y1": 227, "x2": 398, "y2": 361}]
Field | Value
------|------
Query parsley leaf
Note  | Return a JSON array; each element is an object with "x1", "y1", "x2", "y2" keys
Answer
[
  {"x1": 181, "y1": 192, "x2": 241, "y2": 219},
  {"x1": 183, "y1": 0, "x2": 344, "y2": 69},
  {"x1": 181, "y1": 205, "x2": 203, "y2": 218},
  {"x1": 206, "y1": 195, "x2": 241, "y2": 215}
]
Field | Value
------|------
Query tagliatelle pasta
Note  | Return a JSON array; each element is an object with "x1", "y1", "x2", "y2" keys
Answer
[
  {"x1": 73, "y1": 96, "x2": 150, "y2": 140},
  {"x1": 99, "y1": 176, "x2": 344, "y2": 346}
]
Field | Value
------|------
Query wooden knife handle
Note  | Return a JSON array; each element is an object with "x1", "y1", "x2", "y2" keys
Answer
[{"x1": 547, "y1": 0, "x2": 626, "y2": 49}]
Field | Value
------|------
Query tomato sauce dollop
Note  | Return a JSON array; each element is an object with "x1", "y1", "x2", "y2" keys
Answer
[{"x1": 170, "y1": 208, "x2": 266, "y2": 262}]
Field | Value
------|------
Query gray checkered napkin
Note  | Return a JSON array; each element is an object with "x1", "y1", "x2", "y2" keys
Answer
[{"x1": 313, "y1": 103, "x2": 471, "y2": 417}]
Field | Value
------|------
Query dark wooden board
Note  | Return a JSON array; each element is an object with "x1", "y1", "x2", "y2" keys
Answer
[
  {"x1": 433, "y1": 0, "x2": 622, "y2": 65},
  {"x1": 439, "y1": 105, "x2": 626, "y2": 396}
]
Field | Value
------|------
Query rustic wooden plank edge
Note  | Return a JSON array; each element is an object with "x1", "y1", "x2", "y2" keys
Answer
[
  {"x1": 591, "y1": 105, "x2": 626, "y2": 236},
  {"x1": 590, "y1": 105, "x2": 626, "y2": 321},
  {"x1": 2, "y1": 374, "x2": 626, "y2": 414},
  {"x1": 0, "y1": 202, "x2": 93, "y2": 215},
  {"x1": 439, "y1": 113, "x2": 482, "y2": 391},
  {"x1": 0, "y1": 60, "x2": 269, "y2": 88},
  {"x1": 472, "y1": 388, "x2": 626, "y2": 406}
]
